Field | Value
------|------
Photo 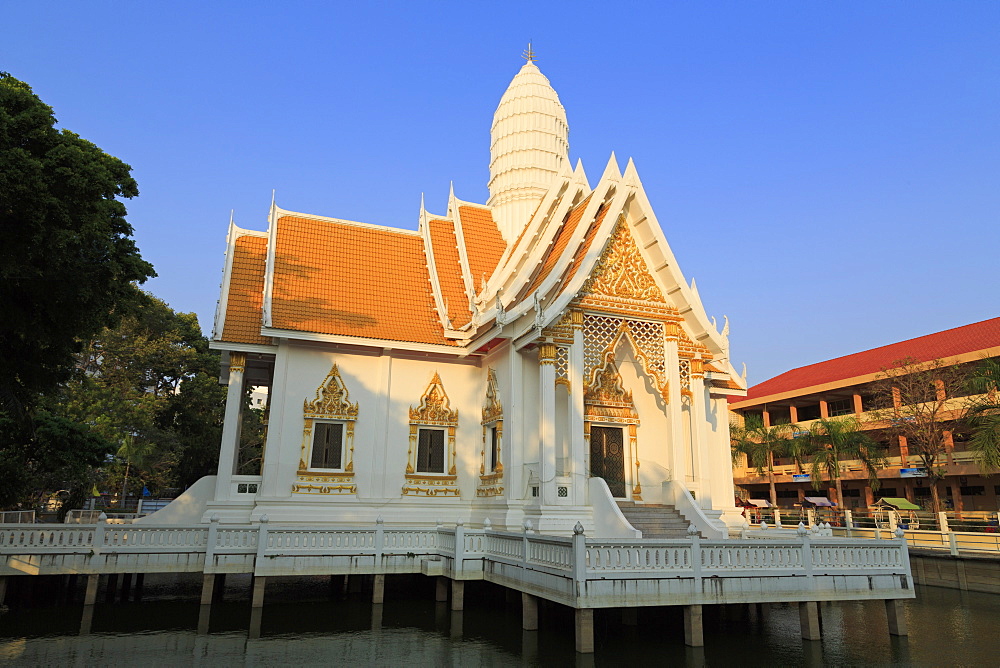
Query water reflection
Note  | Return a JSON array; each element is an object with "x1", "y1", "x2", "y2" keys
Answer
[{"x1": 0, "y1": 578, "x2": 996, "y2": 666}]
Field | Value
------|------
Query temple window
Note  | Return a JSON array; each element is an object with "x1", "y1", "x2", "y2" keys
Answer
[
  {"x1": 311, "y1": 422, "x2": 345, "y2": 470},
  {"x1": 416, "y1": 428, "x2": 446, "y2": 474}
]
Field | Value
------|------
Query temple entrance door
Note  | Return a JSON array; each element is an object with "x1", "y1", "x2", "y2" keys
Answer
[{"x1": 590, "y1": 425, "x2": 626, "y2": 498}]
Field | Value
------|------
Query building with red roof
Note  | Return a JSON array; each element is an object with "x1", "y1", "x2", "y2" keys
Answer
[{"x1": 730, "y1": 318, "x2": 1000, "y2": 511}]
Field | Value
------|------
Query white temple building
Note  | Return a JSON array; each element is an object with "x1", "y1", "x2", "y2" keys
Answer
[{"x1": 202, "y1": 55, "x2": 749, "y2": 537}]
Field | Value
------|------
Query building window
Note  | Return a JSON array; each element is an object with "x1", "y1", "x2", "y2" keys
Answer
[
  {"x1": 827, "y1": 398, "x2": 853, "y2": 417},
  {"x1": 416, "y1": 428, "x2": 445, "y2": 474},
  {"x1": 960, "y1": 486, "x2": 985, "y2": 496},
  {"x1": 797, "y1": 404, "x2": 821, "y2": 421},
  {"x1": 489, "y1": 426, "x2": 500, "y2": 472},
  {"x1": 877, "y1": 488, "x2": 898, "y2": 498},
  {"x1": 311, "y1": 422, "x2": 344, "y2": 469}
]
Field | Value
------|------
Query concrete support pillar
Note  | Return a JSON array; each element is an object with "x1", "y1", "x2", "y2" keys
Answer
[
  {"x1": 198, "y1": 604, "x2": 211, "y2": 635},
  {"x1": 539, "y1": 342, "x2": 557, "y2": 505},
  {"x1": 575, "y1": 608, "x2": 594, "y2": 654},
  {"x1": 84, "y1": 574, "x2": 100, "y2": 606},
  {"x1": 789, "y1": 405, "x2": 799, "y2": 423},
  {"x1": 885, "y1": 599, "x2": 908, "y2": 636},
  {"x1": 251, "y1": 576, "x2": 266, "y2": 608},
  {"x1": 799, "y1": 601, "x2": 821, "y2": 641},
  {"x1": 200, "y1": 573, "x2": 215, "y2": 606},
  {"x1": 134, "y1": 573, "x2": 145, "y2": 601},
  {"x1": 214, "y1": 352, "x2": 247, "y2": 502},
  {"x1": 435, "y1": 576, "x2": 448, "y2": 602},
  {"x1": 684, "y1": 604, "x2": 704, "y2": 647},
  {"x1": 819, "y1": 400, "x2": 829, "y2": 419},
  {"x1": 372, "y1": 574, "x2": 385, "y2": 604},
  {"x1": 0, "y1": 576, "x2": 6, "y2": 606},
  {"x1": 522, "y1": 592, "x2": 539, "y2": 630},
  {"x1": 450, "y1": 579, "x2": 464, "y2": 611},
  {"x1": 852, "y1": 393, "x2": 863, "y2": 415}
]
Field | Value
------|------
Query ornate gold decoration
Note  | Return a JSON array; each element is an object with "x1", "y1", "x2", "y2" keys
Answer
[
  {"x1": 691, "y1": 358, "x2": 705, "y2": 378},
  {"x1": 542, "y1": 310, "x2": 575, "y2": 343},
  {"x1": 297, "y1": 362, "x2": 358, "y2": 495},
  {"x1": 581, "y1": 215, "x2": 665, "y2": 303},
  {"x1": 476, "y1": 485, "x2": 505, "y2": 497},
  {"x1": 292, "y1": 483, "x2": 357, "y2": 495},
  {"x1": 409, "y1": 373, "x2": 458, "y2": 426},
  {"x1": 304, "y1": 363, "x2": 359, "y2": 420},
  {"x1": 538, "y1": 342, "x2": 557, "y2": 365},
  {"x1": 481, "y1": 368, "x2": 503, "y2": 424},
  {"x1": 404, "y1": 373, "x2": 460, "y2": 498},
  {"x1": 570, "y1": 310, "x2": 584, "y2": 328},
  {"x1": 229, "y1": 352, "x2": 247, "y2": 375},
  {"x1": 479, "y1": 368, "x2": 505, "y2": 496},
  {"x1": 583, "y1": 358, "x2": 642, "y2": 501},
  {"x1": 584, "y1": 354, "x2": 641, "y2": 425}
]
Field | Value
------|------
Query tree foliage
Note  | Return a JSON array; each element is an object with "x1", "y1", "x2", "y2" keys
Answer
[
  {"x1": 806, "y1": 416, "x2": 886, "y2": 505},
  {"x1": 0, "y1": 72, "x2": 154, "y2": 413},
  {"x1": 870, "y1": 356, "x2": 970, "y2": 512},
  {"x1": 731, "y1": 415, "x2": 798, "y2": 507},
  {"x1": 965, "y1": 357, "x2": 1000, "y2": 473}
]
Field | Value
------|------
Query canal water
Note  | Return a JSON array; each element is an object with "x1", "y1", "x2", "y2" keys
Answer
[{"x1": 1, "y1": 574, "x2": 996, "y2": 666}]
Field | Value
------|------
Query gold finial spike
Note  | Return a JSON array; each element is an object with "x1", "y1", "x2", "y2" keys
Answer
[{"x1": 522, "y1": 41, "x2": 536, "y2": 63}]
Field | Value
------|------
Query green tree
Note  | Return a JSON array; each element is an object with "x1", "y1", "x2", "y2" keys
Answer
[
  {"x1": 731, "y1": 416, "x2": 797, "y2": 508},
  {"x1": 965, "y1": 357, "x2": 1000, "y2": 473},
  {"x1": 50, "y1": 293, "x2": 231, "y2": 501},
  {"x1": 807, "y1": 416, "x2": 886, "y2": 506},
  {"x1": 0, "y1": 72, "x2": 154, "y2": 414},
  {"x1": 871, "y1": 357, "x2": 970, "y2": 513}
]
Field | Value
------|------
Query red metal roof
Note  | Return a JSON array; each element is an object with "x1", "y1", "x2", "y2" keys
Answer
[{"x1": 738, "y1": 317, "x2": 1000, "y2": 404}]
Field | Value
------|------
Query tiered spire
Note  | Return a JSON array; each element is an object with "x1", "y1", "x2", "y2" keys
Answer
[{"x1": 488, "y1": 47, "x2": 569, "y2": 243}]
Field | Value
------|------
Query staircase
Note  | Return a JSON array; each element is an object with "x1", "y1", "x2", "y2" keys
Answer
[{"x1": 616, "y1": 501, "x2": 693, "y2": 538}]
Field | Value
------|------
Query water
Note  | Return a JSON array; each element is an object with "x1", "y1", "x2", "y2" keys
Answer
[{"x1": 1, "y1": 575, "x2": 997, "y2": 666}]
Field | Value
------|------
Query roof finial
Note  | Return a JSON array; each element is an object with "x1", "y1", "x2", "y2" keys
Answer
[{"x1": 522, "y1": 41, "x2": 536, "y2": 63}]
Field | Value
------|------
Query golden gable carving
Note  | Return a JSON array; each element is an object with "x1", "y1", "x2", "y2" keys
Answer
[
  {"x1": 481, "y1": 368, "x2": 503, "y2": 424},
  {"x1": 581, "y1": 215, "x2": 665, "y2": 303},
  {"x1": 303, "y1": 363, "x2": 359, "y2": 420}
]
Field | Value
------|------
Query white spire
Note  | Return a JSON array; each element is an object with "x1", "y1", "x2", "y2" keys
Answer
[{"x1": 488, "y1": 51, "x2": 569, "y2": 243}]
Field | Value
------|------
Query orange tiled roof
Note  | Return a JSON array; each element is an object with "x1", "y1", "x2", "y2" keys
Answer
[
  {"x1": 739, "y1": 317, "x2": 1000, "y2": 403},
  {"x1": 220, "y1": 235, "x2": 270, "y2": 345},
  {"x1": 521, "y1": 194, "x2": 593, "y2": 298},
  {"x1": 428, "y1": 217, "x2": 470, "y2": 328},
  {"x1": 269, "y1": 216, "x2": 454, "y2": 346},
  {"x1": 557, "y1": 201, "x2": 610, "y2": 294},
  {"x1": 458, "y1": 205, "x2": 505, "y2": 289}
]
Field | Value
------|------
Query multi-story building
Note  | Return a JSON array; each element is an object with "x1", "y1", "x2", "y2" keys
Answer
[{"x1": 730, "y1": 318, "x2": 1000, "y2": 512}]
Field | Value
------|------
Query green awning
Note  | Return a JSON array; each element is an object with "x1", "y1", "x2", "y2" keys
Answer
[{"x1": 876, "y1": 497, "x2": 920, "y2": 510}]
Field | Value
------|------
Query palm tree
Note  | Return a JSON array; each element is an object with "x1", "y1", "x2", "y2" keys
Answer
[
  {"x1": 807, "y1": 417, "x2": 887, "y2": 506},
  {"x1": 965, "y1": 357, "x2": 1000, "y2": 472},
  {"x1": 731, "y1": 415, "x2": 796, "y2": 508}
]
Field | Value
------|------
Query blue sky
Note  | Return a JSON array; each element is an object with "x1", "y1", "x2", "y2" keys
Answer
[{"x1": 4, "y1": 2, "x2": 998, "y2": 384}]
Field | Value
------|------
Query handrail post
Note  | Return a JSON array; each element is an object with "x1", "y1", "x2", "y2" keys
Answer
[
  {"x1": 522, "y1": 520, "x2": 532, "y2": 567},
  {"x1": 92, "y1": 512, "x2": 107, "y2": 558},
  {"x1": 938, "y1": 511, "x2": 950, "y2": 534},
  {"x1": 454, "y1": 521, "x2": 466, "y2": 576},
  {"x1": 797, "y1": 523, "x2": 814, "y2": 584},
  {"x1": 888, "y1": 511, "x2": 898, "y2": 533},
  {"x1": 374, "y1": 515, "x2": 384, "y2": 565},
  {"x1": 948, "y1": 531, "x2": 959, "y2": 556},
  {"x1": 688, "y1": 525, "x2": 702, "y2": 588},
  {"x1": 572, "y1": 522, "x2": 586, "y2": 583},
  {"x1": 255, "y1": 515, "x2": 270, "y2": 568},
  {"x1": 206, "y1": 514, "x2": 220, "y2": 569},
  {"x1": 844, "y1": 509, "x2": 854, "y2": 537}
]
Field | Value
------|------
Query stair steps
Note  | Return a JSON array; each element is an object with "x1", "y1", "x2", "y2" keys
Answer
[{"x1": 616, "y1": 501, "x2": 694, "y2": 538}]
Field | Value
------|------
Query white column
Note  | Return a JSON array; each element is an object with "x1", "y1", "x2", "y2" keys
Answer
[
  {"x1": 214, "y1": 352, "x2": 246, "y2": 501},
  {"x1": 569, "y1": 312, "x2": 587, "y2": 505},
  {"x1": 372, "y1": 350, "x2": 393, "y2": 499},
  {"x1": 539, "y1": 342, "x2": 558, "y2": 505},
  {"x1": 664, "y1": 325, "x2": 687, "y2": 483},
  {"x1": 508, "y1": 349, "x2": 524, "y2": 498},
  {"x1": 258, "y1": 340, "x2": 289, "y2": 499},
  {"x1": 688, "y1": 360, "x2": 707, "y2": 487}
]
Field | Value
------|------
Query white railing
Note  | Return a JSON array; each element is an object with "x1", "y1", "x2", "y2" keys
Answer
[
  {"x1": 0, "y1": 510, "x2": 35, "y2": 524},
  {"x1": 0, "y1": 518, "x2": 911, "y2": 585}
]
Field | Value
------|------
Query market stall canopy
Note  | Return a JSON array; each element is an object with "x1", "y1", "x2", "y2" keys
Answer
[
  {"x1": 747, "y1": 499, "x2": 772, "y2": 508},
  {"x1": 803, "y1": 497, "x2": 836, "y2": 507},
  {"x1": 875, "y1": 497, "x2": 920, "y2": 511}
]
